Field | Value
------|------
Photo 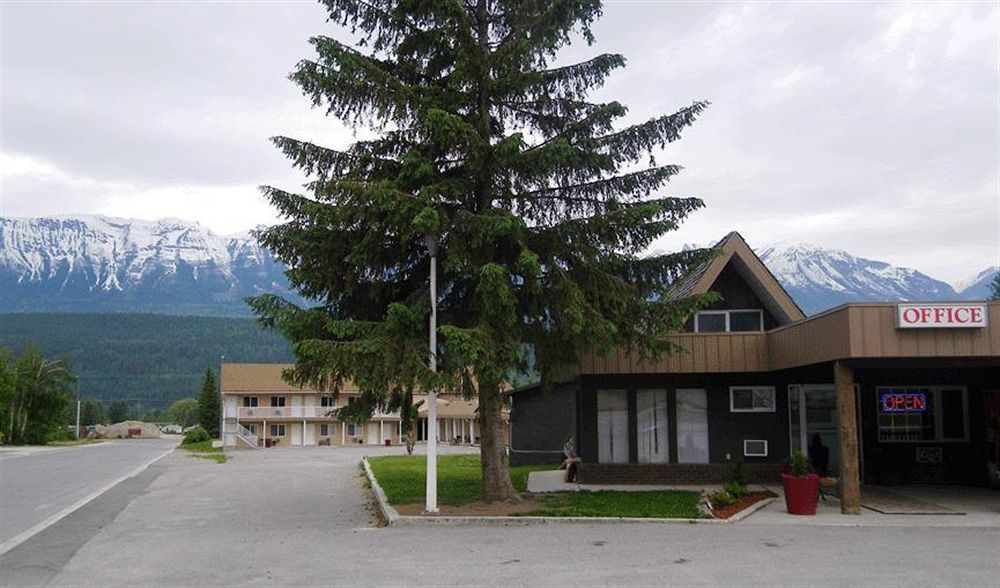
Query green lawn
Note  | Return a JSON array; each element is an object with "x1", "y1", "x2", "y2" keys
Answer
[
  {"x1": 180, "y1": 439, "x2": 228, "y2": 463},
  {"x1": 367, "y1": 454, "x2": 552, "y2": 506},
  {"x1": 521, "y1": 490, "x2": 704, "y2": 519}
]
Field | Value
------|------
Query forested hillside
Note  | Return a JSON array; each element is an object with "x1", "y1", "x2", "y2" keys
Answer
[{"x1": 0, "y1": 313, "x2": 293, "y2": 410}]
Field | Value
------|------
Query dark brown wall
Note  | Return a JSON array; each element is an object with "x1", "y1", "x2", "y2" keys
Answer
[{"x1": 684, "y1": 262, "x2": 780, "y2": 331}]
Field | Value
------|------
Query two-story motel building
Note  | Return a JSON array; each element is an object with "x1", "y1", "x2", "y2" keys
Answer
[{"x1": 220, "y1": 363, "x2": 495, "y2": 449}]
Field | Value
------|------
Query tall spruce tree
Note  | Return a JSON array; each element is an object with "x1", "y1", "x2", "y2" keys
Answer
[
  {"x1": 198, "y1": 368, "x2": 221, "y2": 437},
  {"x1": 251, "y1": 0, "x2": 716, "y2": 501}
]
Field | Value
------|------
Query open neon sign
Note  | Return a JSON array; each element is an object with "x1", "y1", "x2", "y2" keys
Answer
[{"x1": 880, "y1": 392, "x2": 927, "y2": 413}]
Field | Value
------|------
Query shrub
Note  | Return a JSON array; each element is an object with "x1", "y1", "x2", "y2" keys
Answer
[
  {"x1": 182, "y1": 426, "x2": 211, "y2": 445},
  {"x1": 723, "y1": 481, "x2": 748, "y2": 498},
  {"x1": 708, "y1": 490, "x2": 736, "y2": 508},
  {"x1": 46, "y1": 426, "x2": 75, "y2": 443},
  {"x1": 788, "y1": 450, "x2": 810, "y2": 477},
  {"x1": 730, "y1": 457, "x2": 747, "y2": 486}
]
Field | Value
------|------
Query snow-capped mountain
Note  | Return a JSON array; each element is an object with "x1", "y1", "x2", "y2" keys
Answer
[
  {"x1": 954, "y1": 266, "x2": 998, "y2": 301},
  {"x1": 757, "y1": 243, "x2": 962, "y2": 315},
  {"x1": 0, "y1": 215, "x2": 302, "y2": 315}
]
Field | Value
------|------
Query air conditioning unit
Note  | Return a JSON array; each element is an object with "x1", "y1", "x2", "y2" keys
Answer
[{"x1": 743, "y1": 439, "x2": 768, "y2": 457}]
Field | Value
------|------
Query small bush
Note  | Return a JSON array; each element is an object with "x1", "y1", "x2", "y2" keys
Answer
[
  {"x1": 723, "y1": 481, "x2": 748, "y2": 498},
  {"x1": 46, "y1": 426, "x2": 75, "y2": 443},
  {"x1": 708, "y1": 490, "x2": 736, "y2": 508},
  {"x1": 182, "y1": 426, "x2": 211, "y2": 445},
  {"x1": 730, "y1": 457, "x2": 747, "y2": 486},
  {"x1": 788, "y1": 450, "x2": 810, "y2": 477}
]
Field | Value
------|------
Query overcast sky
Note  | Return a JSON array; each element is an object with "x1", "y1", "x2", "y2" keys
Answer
[{"x1": 1, "y1": 1, "x2": 998, "y2": 284}]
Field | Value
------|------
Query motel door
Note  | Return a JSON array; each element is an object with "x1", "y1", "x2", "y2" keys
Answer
[{"x1": 789, "y1": 385, "x2": 839, "y2": 476}]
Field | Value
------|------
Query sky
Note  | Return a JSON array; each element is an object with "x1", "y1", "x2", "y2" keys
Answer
[{"x1": 1, "y1": 1, "x2": 998, "y2": 285}]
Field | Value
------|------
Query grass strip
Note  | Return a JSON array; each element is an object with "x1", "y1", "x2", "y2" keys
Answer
[
  {"x1": 180, "y1": 439, "x2": 228, "y2": 463},
  {"x1": 367, "y1": 454, "x2": 552, "y2": 506},
  {"x1": 520, "y1": 490, "x2": 705, "y2": 519}
]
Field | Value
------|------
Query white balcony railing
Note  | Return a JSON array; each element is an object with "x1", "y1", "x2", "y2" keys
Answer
[{"x1": 229, "y1": 406, "x2": 397, "y2": 420}]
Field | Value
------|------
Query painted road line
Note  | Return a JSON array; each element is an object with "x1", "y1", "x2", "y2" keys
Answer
[{"x1": 0, "y1": 444, "x2": 176, "y2": 556}]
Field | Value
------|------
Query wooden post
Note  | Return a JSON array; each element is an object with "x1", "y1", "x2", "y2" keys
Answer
[{"x1": 835, "y1": 361, "x2": 861, "y2": 514}]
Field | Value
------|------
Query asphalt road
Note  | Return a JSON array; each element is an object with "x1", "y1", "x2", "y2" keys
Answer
[
  {"x1": 2, "y1": 445, "x2": 997, "y2": 587},
  {"x1": 0, "y1": 439, "x2": 176, "y2": 552}
]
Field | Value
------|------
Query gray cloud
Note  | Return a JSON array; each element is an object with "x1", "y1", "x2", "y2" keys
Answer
[{"x1": 1, "y1": 1, "x2": 997, "y2": 283}]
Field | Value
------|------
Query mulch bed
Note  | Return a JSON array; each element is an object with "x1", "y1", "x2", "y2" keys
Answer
[{"x1": 711, "y1": 491, "x2": 778, "y2": 519}]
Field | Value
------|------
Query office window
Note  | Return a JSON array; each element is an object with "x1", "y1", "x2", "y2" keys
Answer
[
  {"x1": 730, "y1": 386, "x2": 776, "y2": 412},
  {"x1": 270, "y1": 424, "x2": 286, "y2": 437},
  {"x1": 637, "y1": 389, "x2": 669, "y2": 464},
  {"x1": 270, "y1": 396, "x2": 286, "y2": 407},
  {"x1": 242, "y1": 396, "x2": 258, "y2": 407},
  {"x1": 695, "y1": 310, "x2": 764, "y2": 333},
  {"x1": 597, "y1": 390, "x2": 629, "y2": 463},
  {"x1": 676, "y1": 389, "x2": 709, "y2": 463},
  {"x1": 877, "y1": 386, "x2": 967, "y2": 442}
]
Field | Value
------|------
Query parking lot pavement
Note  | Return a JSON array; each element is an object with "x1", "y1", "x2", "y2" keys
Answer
[{"x1": 6, "y1": 444, "x2": 999, "y2": 587}]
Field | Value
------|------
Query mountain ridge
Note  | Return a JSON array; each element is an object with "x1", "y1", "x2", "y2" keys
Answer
[{"x1": 1, "y1": 215, "x2": 993, "y2": 316}]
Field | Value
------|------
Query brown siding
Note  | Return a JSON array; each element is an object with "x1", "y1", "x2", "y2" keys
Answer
[
  {"x1": 581, "y1": 302, "x2": 1000, "y2": 375},
  {"x1": 579, "y1": 333, "x2": 769, "y2": 374}
]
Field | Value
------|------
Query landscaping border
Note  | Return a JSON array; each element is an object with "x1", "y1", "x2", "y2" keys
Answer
[{"x1": 361, "y1": 457, "x2": 774, "y2": 526}]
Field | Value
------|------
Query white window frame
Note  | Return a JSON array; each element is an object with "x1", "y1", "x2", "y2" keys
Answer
[
  {"x1": 270, "y1": 424, "x2": 286, "y2": 437},
  {"x1": 244, "y1": 423, "x2": 258, "y2": 435},
  {"x1": 876, "y1": 385, "x2": 969, "y2": 443},
  {"x1": 346, "y1": 423, "x2": 360, "y2": 437},
  {"x1": 730, "y1": 386, "x2": 776, "y2": 413},
  {"x1": 270, "y1": 396, "x2": 286, "y2": 408},
  {"x1": 242, "y1": 396, "x2": 259, "y2": 407},
  {"x1": 320, "y1": 395, "x2": 336, "y2": 408},
  {"x1": 694, "y1": 309, "x2": 764, "y2": 333},
  {"x1": 319, "y1": 424, "x2": 331, "y2": 437},
  {"x1": 743, "y1": 439, "x2": 768, "y2": 457}
]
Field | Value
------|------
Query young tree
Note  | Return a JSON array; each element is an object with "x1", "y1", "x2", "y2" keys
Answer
[
  {"x1": 251, "y1": 0, "x2": 714, "y2": 501},
  {"x1": 169, "y1": 397, "x2": 201, "y2": 428},
  {"x1": 2, "y1": 345, "x2": 75, "y2": 444},
  {"x1": 198, "y1": 368, "x2": 221, "y2": 437},
  {"x1": 106, "y1": 401, "x2": 129, "y2": 424},
  {"x1": 79, "y1": 398, "x2": 105, "y2": 426}
]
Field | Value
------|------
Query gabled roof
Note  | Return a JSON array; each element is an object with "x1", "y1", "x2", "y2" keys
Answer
[{"x1": 673, "y1": 231, "x2": 806, "y2": 326}]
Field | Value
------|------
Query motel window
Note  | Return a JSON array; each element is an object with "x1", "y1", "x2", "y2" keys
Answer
[
  {"x1": 244, "y1": 424, "x2": 258, "y2": 435},
  {"x1": 695, "y1": 310, "x2": 763, "y2": 333},
  {"x1": 877, "y1": 386, "x2": 968, "y2": 443},
  {"x1": 270, "y1": 424, "x2": 286, "y2": 437},
  {"x1": 637, "y1": 389, "x2": 669, "y2": 464},
  {"x1": 730, "y1": 386, "x2": 776, "y2": 413},
  {"x1": 242, "y1": 396, "x2": 259, "y2": 407},
  {"x1": 270, "y1": 396, "x2": 286, "y2": 407},
  {"x1": 320, "y1": 424, "x2": 331, "y2": 437},
  {"x1": 597, "y1": 390, "x2": 629, "y2": 464},
  {"x1": 346, "y1": 423, "x2": 360, "y2": 437},
  {"x1": 320, "y1": 396, "x2": 336, "y2": 408}
]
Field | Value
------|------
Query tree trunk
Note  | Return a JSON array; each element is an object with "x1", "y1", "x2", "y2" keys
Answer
[{"x1": 478, "y1": 379, "x2": 519, "y2": 503}]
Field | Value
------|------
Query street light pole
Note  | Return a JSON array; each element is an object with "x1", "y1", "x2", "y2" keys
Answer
[{"x1": 425, "y1": 233, "x2": 439, "y2": 514}]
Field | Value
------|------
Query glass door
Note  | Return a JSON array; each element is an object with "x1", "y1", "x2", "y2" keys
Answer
[{"x1": 789, "y1": 385, "x2": 839, "y2": 476}]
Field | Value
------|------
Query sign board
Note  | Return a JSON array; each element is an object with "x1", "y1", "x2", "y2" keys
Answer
[
  {"x1": 897, "y1": 304, "x2": 987, "y2": 329},
  {"x1": 880, "y1": 391, "x2": 927, "y2": 413},
  {"x1": 915, "y1": 447, "x2": 943, "y2": 464}
]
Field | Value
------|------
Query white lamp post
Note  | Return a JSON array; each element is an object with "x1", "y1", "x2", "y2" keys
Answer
[{"x1": 425, "y1": 234, "x2": 439, "y2": 514}]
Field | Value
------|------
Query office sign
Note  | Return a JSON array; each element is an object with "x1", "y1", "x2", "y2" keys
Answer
[{"x1": 897, "y1": 304, "x2": 987, "y2": 329}]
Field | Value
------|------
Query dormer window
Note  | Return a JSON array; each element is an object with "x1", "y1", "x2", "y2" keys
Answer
[{"x1": 695, "y1": 309, "x2": 763, "y2": 333}]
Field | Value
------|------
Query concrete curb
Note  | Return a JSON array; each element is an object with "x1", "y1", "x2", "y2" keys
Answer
[
  {"x1": 0, "y1": 442, "x2": 177, "y2": 556},
  {"x1": 361, "y1": 458, "x2": 778, "y2": 526},
  {"x1": 362, "y1": 457, "x2": 400, "y2": 524}
]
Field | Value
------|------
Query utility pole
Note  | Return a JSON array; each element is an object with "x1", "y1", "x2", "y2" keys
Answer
[
  {"x1": 75, "y1": 399, "x2": 81, "y2": 439},
  {"x1": 425, "y1": 234, "x2": 439, "y2": 514}
]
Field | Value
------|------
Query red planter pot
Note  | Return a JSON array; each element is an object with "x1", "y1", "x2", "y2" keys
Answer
[{"x1": 781, "y1": 473, "x2": 820, "y2": 515}]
